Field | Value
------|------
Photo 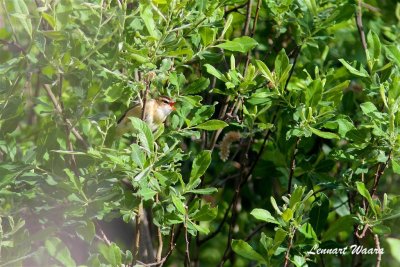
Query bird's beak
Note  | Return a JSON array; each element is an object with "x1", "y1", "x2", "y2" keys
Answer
[{"x1": 170, "y1": 102, "x2": 176, "y2": 110}]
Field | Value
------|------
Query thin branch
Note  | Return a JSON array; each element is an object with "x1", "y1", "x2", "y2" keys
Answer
[
  {"x1": 44, "y1": 84, "x2": 89, "y2": 148},
  {"x1": 242, "y1": 0, "x2": 253, "y2": 36},
  {"x1": 284, "y1": 228, "x2": 295, "y2": 267},
  {"x1": 209, "y1": 96, "x2": 231, "y2": 151},
  {"x1": 95, "y1": 221, "x2": 112, "y2": 246},
  {"x1": 244, "y1": 223, "x2": 267, "y2": 242},
  {"x1": 355, "y1": 0, "x2": 368, "y2": 72},
  {"x1": 184, "y1": 214, "x2": 191, "y2": 267},
  {"x1": 355, "y1": 224, "x2": 369, "y2": 239},
  {"x1": 373, "y1": 234, "x2": 382, "y2": 267},
  {"x1": 156, "y1": 196, "x2": 163, "y2": 263},
  {"x1": 132, "y1": 202, "x2": 143, "y2": 265},
  {"x1": 288, "y1": 137, "x2": 301, "y2": 194},
  {"x1": 250, "y1": 0, "x2": 262, "y2": 37},
  {"x1": 159, "y1": 226, "x2": 175, "y2": 267},
  {"x1": 224, "y1": 2, "x2": 248, "y2": 18},
  {"x1": 245, "y1": 112, "x2": 277, "y2": 181},
  {"x1": 361, "y1": 2, "x2": 380, "y2": 13},
  {"x1": 199, "y1": 193, "x2": 235, "y2": 245},
  {"x1": 370, "y1": 151, "x2": 392, "y2": 197},
  {"x1": 219, "y1": 139, "x2": 253, "y2": 266},
  {"x1": 284, "y1": 45, "x2": 301, "y2": 92},
  {"x1": 356, "y1": 0, "x2": 367, "y2": 51},
  {"x1": 137, "y1": 244, "x2": 175, "y2": 267},
  {"x1": 141, "y1": 81, "x2": 150, "y2": 120},
  {"x1": 244, "y1": 0, "x2": 262, "y2": 68}
]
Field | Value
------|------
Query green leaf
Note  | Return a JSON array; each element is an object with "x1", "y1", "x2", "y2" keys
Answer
[
  {"x1": 275, "y1": 49, "x2": 290, "y2": 82},
  {"x1": 189, "y1": 151, "x2": 211, "y2": 188},
  {"x1": 140, "y1": 4, "x2": 159, "y2": 39},
  {"x1": 250, "y1": 209, "x2": 279, "y2": 224},
  {"x1": 220, "y1": 13, "x2": 233, "y2": 38},
  {"x1": 130, "y1": 143, "x2": 145, "y2": 169},
  {"x1": 194, "y1": 120, "x2": 228, "y2": 131},
  {"x1": 11, "y1": 0, "x2": 32, "y2": 38},
  {"x1": 256, "y1": 59, "x2": 274, "y2": 83},
  {"x1": 269, "y1": 228, "x2": 287, "y2": 256},
  {"x1": 184, "y1": 77, "x2": 210, "y2": 95},
  {"x1": 289, "y1": 186, "x2": 305, "y2": 208},
  {"x1": 367, "y1": 31, "x2": 381, "y2": 62},
  {"x1": 282, "y1": 208, "x2": 293, "y2": 222},
  {"x1": 372, "y1": 224, "x2": 391, "y2": 235},
  {"x1": 137, "y1": 187, "x2": 157, "y2": 201},
  {"x1": 186, "y1": 187, "x2": 218, "y2": 195},
  {"x1": 128, "y1": 117, "x2": 154, "y2": 154},
  {"x1": 305, "y1": 79, "x2": 323, "y2": 107},
  {"x1": 104, "y1": 84, "x2": 124, "y2": 102},
  {"x1": 231, "y1": 240, "x2": 266, "y2": 263},
  {"x1": 356, "y1": 182, "x2": 377, "y2": 216},
  {"x1": 76, "y1": 221, "x2": 95, "y2": 244},
  {"x1": 360, "y1": 101, "x2": 378, "y2": 115},
  {"x1": 216, "y1": 36, "x2": 258, "y2": 53},
  {"x1": 190, "y1": 204, "x2": 218, "y2": 221},
  {"x1": 172, "y1": 195, "x2": 186, "y2": 215},
  {"x1": 339, "y1": 59, "x2": 369, "y2": 77},
  {"x1": 310, "y1": 127, "x2": 340, "y2": 139},
  {"x1": 45, "y1": 237, "x2": 76, "y2": 267},
  {"x1": 99, "y1": 243, "x2": 122, "y2": 266},
  {"x1": 271, "y1": 196, "x2": 282, "y2": 215},
  {"x1": 309, "y1": 193, "x2": 330, "y2": 235},
  {"x1": 392, "y1": 160, "x2": 400, "y2": 174},
  {"x1": 204, "y1": 64, "x2": 227, "y2": 82},
  {"x1": 387, "y1": 238, "x2": 400, "y2": 263},
  {"x1": 199, "y1": 27, "x2": 216, "y2": 46},
  {"x1": 299, "y1": 222, "x2": 318, "y2": 240},
  {"x1": 41, "y1": 12, "x2": 56, "y2": 29},
  {"x1": 188, "y1": 220, "x2": 209, "y2": 235},
  {"x1": 385, "y1": 45, "x2": 400, "y2": 67}
]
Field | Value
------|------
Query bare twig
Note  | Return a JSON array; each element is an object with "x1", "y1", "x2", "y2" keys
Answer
[
  {"x1": 355, "y1": 0, "x2": 368, "y2": 71},
  {"x1": 242, "y1": 0, "x2": 253, "y2": 36},
  {"x1": 159, "y1": 226, "x2": 175, "y2": 267},
  {"x1": 361, "y1": 2, "x2": 380, "y2": 13},
  {"x1": 373, "y1": 234, "x2": 381, "y2": 267},
  {"x1": 156, "y1": 196, "x2": 163, "y2": 263},
  {"x1": 288, "y1": 137, "x2": 301, "y2": 194},
  {"x1": 244, "y1": 0, "x2": 262, "y2": 68},
  {"x1": 224, "y1": 2, "x2": 248, "y2": 18},
  {"x1": 133, "y1": 202, "x2": 143, "y2": 265},
  {"x1": 219, "y1": 139, "x2": 253, "y2": 266},
  {"x1": 284, "y1": 45, "x2": 301, "y2": 92},
  {"x1": 95, "y1": 221, "x2": 112, "y2": 246},
  {"x1": 284, "y1": 228, "x2": 295, "y2": 267},
  {"x1": 184, "y1": 214, "x2": 191, "y2": 267},
  {"x1": 355, "y1": 224, "x2": 369, "y2": 239},
  {"x1": 244, "y1": 223, "x2": 267, "y2": 241},
  {"x1": 209, "y1": 96, "x2": 231, "y2": 151},
  {"x1": 370, "y1": 151, "x2": 392, "y2": 197}
]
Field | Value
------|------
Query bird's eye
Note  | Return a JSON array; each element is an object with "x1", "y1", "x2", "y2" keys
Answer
[{"x1": 161, "y1": 98, "x2": 170, "y2": 104}]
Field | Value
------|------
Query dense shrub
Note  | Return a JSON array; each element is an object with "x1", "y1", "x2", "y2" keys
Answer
[{"x1": 1, "y1": 0, "x2": 400, "y2": 266}]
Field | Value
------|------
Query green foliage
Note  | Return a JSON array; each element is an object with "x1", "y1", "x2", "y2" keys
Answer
[{"x1": 1, "y1": 0, "x2": 400, "y2": 266}]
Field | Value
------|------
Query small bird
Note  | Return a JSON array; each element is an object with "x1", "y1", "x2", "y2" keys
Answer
[{"x1": 116, "y1": 96, "x2": 176, "y2": 135}]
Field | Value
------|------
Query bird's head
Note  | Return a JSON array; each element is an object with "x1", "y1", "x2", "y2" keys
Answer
[{"x1": 157, "y1": 96, "x2": 176, "y2": 113}]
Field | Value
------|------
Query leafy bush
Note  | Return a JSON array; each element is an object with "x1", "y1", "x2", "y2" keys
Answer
[{"x1": 1, "y1": 0, "x2": 400, "y2": 266}]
